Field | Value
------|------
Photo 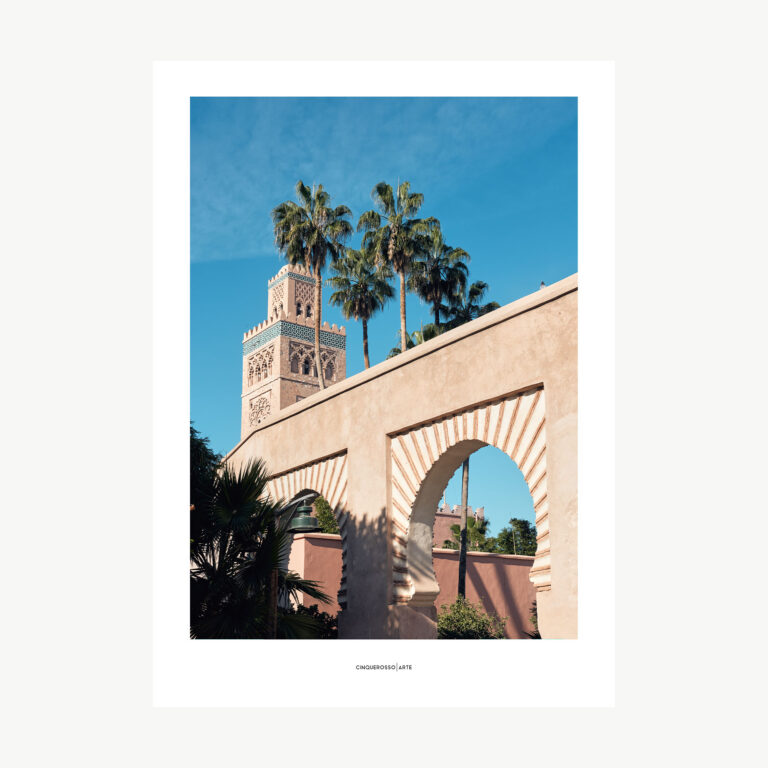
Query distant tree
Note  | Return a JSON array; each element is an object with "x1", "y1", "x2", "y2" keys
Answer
[
  {"x1": 190, "y1": 423, "x2": 221, "y2": 549},
  {"x1": 313, "y1": 495, "x2": 339, "y2": 534},
  {"x1": 190, "y1": 423, "x2": 220, "y2": 510},
  {"x1": 494, "y1": 518, "x2": 537, "y2": 556},
  {"x1": 328, "y1": 243, "x2": 394, "y2": 369},
  {"x1": 437, "y1": 596, "x2": 506, "y2": 639}
]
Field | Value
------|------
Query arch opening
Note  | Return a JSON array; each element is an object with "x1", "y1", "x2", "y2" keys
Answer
[
  {"x1": 405, "y1": 441, "x2": 539, "y2": 637},
  {"x1": 280, "y1": 489, "x2": 346, "y2": 616},
  {"x1": 264, "y1": 451, "x2": 350, "y2": 618},
  {"x1": 388, "y1": 388, "x2": 549, "y2": 637}
]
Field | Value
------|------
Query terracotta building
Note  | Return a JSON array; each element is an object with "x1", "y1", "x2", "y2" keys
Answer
[{"x1": 241, "y1": 265, "x2": 346, "y2": 438}]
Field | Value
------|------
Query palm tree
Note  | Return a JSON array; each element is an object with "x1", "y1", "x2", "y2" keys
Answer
[
  {"x1": 443, "y1": 281, "x2": 500, "y2": 593},
  {"x1": 385, "y1": 322, "x2": 441, "y2": 358},
  {"x1": 328, "y1": 244, "x2": 394, "y2": 369},
  {"x1": 190, "y1": 456, "x2": 331, "y2": 639},
  {"x1": 443, "y1": 280, "x2": 501, "y2": 330},
  {"x1": 272, "y1": 181, "x2": 353, "y2": 389},
  {"x1": 442, "y1": 513, "x2": 492, "y2": 552},
  {"x1": 408, "y1": 223, "x2": 469, "y2": 327},
  {"x1": 357, "y1": 181, "x2": 429, "y2": 355},
  {"x1": 458, "y1": 458, "x2": 469, "y2": 597}
]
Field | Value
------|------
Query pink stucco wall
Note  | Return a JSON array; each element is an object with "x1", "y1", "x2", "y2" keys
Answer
[
  {"x1": 292, "y1": 533, "x2": 344, "y2": 616},
  {"x1": 293, "y1": 533, "x2": 536, "y2": 638},
  {"x1": 432, "y1": 548, "x2": 536, "y2": 638}
]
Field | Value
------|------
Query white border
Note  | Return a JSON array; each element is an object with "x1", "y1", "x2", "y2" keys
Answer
[{"x1": 153, "y1": 61, "x2": 614, "y2": 707}]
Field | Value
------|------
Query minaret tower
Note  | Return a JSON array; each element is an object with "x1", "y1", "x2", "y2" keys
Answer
[{"x1": 240, "y1": 264, "x2": 347, "y2": 438}]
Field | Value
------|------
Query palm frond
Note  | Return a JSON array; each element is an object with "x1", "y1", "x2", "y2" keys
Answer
[
  {"x1": 372, "y1": 181, "x2": 395, "y2": 215},
  {"x1": 357, "y1": 209, "x2": 380, "y2": 233}
]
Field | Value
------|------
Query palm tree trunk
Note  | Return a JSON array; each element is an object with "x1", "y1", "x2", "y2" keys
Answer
[
  {"x1": 458, "y1": 457, "x2": 469, "y2": 598},
  {"x1": 399, "y1": 270, "x2": 407, "y2": 354},
  {"x1": 434, "y1": 290, "x2": 441, "y2": 327},
  {"x1": 314, "y1": 269, "x2": 326, "y2": 389},
  {"x1": 362, "y1": 318, "x2": 370, "y2": 369},
  {"x1": 267, "y1": 566, "x2": 278, "y2": 638}
]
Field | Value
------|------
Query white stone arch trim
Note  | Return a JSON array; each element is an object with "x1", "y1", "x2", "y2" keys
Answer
[
  {"x1": 389, "y1": 387, "x2": 550, "y2": 603},
  {"x1": 264, "y1": 451, "x2": 350, "y2": 609}
]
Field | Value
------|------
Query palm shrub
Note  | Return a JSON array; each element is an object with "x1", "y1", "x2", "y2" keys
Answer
[
  {"x1": 442, "y1": 516, "x2": 494, "y2": 552},
  {"x1": 443, "y1": 280, "x2": 500, "y2": 330},
  {"x1": 328, "y1": 243, "x2": 394, "y2": 369},
  {"x1": 385, "y1": 323, "x2": 441, "y2": 358},
  {"x1": 408, "y1": 222, "x2": 469, "y2": 327},
  {"x1": 437, "y1": 597, "x2": 506, "y2": 639},
  {"x1": 357, "y1": 181, "x2": 430, "y2": 355},
  {"x1": 190, "y1": 456, "x2": 332, "y2": 639},
  {"x1": 272, "y1": 181, "x2": 353, "y2": 389}
]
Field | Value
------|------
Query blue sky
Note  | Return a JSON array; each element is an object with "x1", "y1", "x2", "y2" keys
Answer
[{"x1": 191, "y1": 96, "x2": 577, "y2": 535}]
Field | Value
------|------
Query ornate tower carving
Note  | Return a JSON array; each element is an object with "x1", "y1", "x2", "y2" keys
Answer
[{"x1": 241, "y1": 265, "x2": 347, "y2": 438}]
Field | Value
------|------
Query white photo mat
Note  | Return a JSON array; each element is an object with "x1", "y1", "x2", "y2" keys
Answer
[{"x1": 154, "y1": 61, "x2": 615, "y2": 707}]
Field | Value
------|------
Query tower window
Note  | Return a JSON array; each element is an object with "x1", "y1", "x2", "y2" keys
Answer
[
  {"x1": 325, "y1": 363, "x2": 334, "y2": 381},
  {"x1": 306, "y1": 304, "x2": 312, "y2": 318},
  {"x1": 302, "y1": 359, "x2": 311, "y2": 376},
  {"x1": 291, "y1": 356, "x2": 299, "y2": 374},
  {"x1": 296, "y1": 302, "x2": 302, "y2": 316}
]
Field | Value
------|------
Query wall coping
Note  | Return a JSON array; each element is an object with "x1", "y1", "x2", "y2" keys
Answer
[
  {"x1": 432, "y1": 548, "x2": 535, "y2": 561},
  {"x1": 293, "y1": 533, "x2": 536, "y2": 561},
  {"x1": 227, "y1": 273, "x2": 577, "y2": 462},
  {"x1": 291, "y1": 532, "x2": 342, "y2": 542}
]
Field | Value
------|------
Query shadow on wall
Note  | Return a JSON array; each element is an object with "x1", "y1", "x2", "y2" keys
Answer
[
  {"x1": 466, "y1": 556, "x2": 534, "y2": 638},
  {"x1": 336, "y1": 509, "x2": 390, "y2": 639},
  {"x1": 289, "y1": 503, "x2": 538, "y2": 639}
]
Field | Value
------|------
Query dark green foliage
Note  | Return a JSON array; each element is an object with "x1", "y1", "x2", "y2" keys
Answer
[
  {"x1": 385, "y1": 323, "x2": 442, "y2": 358},
  {"x1": 328, "y1": 243, "x2": 394, "y2": 368},
  {"x1": 494, "y1": 518, "x2": 537, "y2": 556},
  {"x1": 408, "y1": 221, "x2": 469, "y2": 327},
  {"x1": 190, "y1": 423, "x2": 221, "y2": 512},
  {"x1": 357, "y1": 180, "x2": 431, "y2": 354},
  {"x1": 525, "y1": 600, "x2": 541, "y2": 639},
  {"x1": 437, "y1": 597, "x2": 506, "y2": 639},
  {"x1": 327, "y1": 243, "x2": 394, "y2": 323},
  {"x1": 272, "y1": 180, "x2": 353, "y2": 389},
  {"x1": 271, "y1": 180, "x2": 353, "y2": 277},
  {"x1": 189, "y1": 429, "x2": 333, "y2": 639},
  {"x1": 442, "y1": 516, "x2": 494, "y2": 552},
  {"x1": 313, "y1": 495, "x2": 339, "y2": 534},
  {"x1": 443, "y1": 280, "x2": 501, "y2": 330},
  {"x1": 282, "y1": 604, "x2": 338, "y2": 639}
]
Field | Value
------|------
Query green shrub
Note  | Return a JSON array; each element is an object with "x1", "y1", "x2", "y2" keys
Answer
[
  {"x1": 279, "y1": 604, "x2": 338, "y2": 639},
  {"x1": 525, "y1": 600, "x2": 541, "y2": 638},
  {"x1": 437, "y1": 597, "x2": 506, "y2": 639},
  {"x1": 313, "y1": 496, "x2": 339, "y2": 534}
]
